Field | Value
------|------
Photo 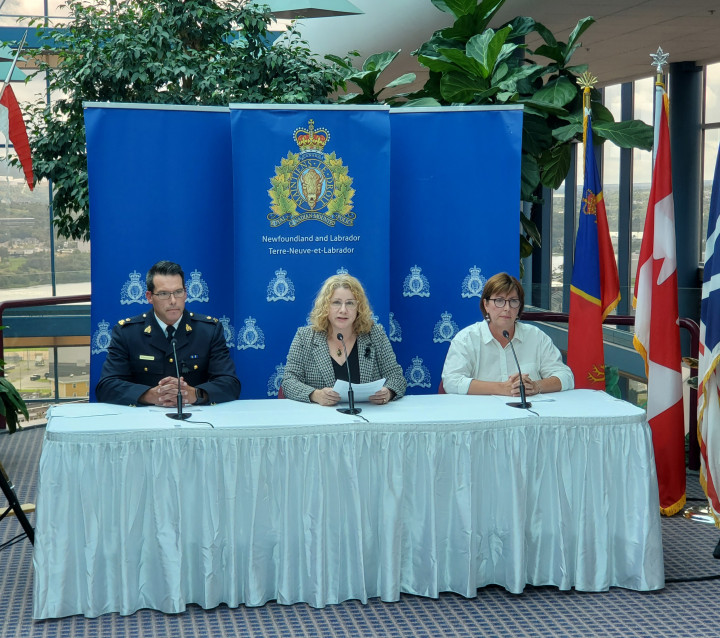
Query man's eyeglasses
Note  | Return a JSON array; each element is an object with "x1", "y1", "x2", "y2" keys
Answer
[
  {"x1": 330, "y1": 299, "x2": 357, "y2": 309},
  {"x1": 488, "y1": 297, "x2": 521, "y2": 309},
  {"x1": 152, "y1": 289, "x2": 187, "y2": 300}
]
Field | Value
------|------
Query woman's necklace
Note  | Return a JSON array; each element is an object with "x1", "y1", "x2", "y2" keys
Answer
[{"x1": 336, "y1": 347, "x2": 343, "y2": 357}]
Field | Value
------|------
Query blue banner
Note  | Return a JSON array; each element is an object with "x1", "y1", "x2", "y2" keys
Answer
[
  {"x1": 388, "y1": 107, "x2": 523, "y2": 394},
  {"x1": 86, "y1": 104, "x2": 235, "y2": 400},
  {"x1": 229, "y1": 105, "x2": 391, "y2": 398}
]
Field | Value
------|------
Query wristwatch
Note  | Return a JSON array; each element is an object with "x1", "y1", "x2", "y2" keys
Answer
[{"x1": 195, "y1": 388, "x2": 208, "y2": 405}]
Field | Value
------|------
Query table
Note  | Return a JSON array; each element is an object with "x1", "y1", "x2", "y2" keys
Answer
[{"x1": 32, "y1": 390, "x2": 664, "y2": 619}]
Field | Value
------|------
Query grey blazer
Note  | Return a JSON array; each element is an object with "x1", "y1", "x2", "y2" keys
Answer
[{"x1": 281, "y1": 324, "x2": 407, "y2": 403}]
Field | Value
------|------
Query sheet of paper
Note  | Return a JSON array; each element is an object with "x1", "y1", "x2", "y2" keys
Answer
[{"x1": 333, "y1": 378, "x2": 386, "y2": 403}]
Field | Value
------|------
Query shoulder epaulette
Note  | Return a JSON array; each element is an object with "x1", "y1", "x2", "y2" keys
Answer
[
  {"x1": 189, "y1": 312, "x2": 218, "y2": 324},
  {"x1": 117, "y1": 313, "x2": 147, "y2": 327}
]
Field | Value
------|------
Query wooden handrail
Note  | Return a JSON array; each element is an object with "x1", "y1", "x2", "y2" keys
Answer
[{"x1": 0, "y1": 295, "x2": 92, "y2": 377}]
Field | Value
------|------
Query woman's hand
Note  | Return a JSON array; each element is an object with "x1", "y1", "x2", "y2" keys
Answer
[
  {"x1": 510, "y1": 373, "x2": 539, "y2": 396},
  {"x1": 310, "y1": 387, "x2": 341, "y2": 406},
  {"x1": 369, "y1": 387, "x2": 394, "y2": 405}
]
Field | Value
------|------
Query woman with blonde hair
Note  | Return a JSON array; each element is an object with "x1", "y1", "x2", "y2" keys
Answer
[{"x1": 282, "y1": 273, "x2": 406, "y2": 405}]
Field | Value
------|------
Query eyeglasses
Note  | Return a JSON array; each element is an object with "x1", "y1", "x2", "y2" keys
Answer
[
  {"x1": 488, "y1": 297, "x2": 521, "y2": 309},
  {"x1": 330, "y1": 299, "x2": 357, "y2": 309},
  {"x1": 152, "y1": 288, "x2": 187, "y2": 300}
]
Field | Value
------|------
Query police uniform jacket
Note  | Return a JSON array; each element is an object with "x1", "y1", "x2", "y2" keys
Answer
[
  {"x1": 96, "y1": 310, "x2": 241, "y2": 406},
  {"x1": 281, "y1": 324, "x2": 406, "y2": 402}
]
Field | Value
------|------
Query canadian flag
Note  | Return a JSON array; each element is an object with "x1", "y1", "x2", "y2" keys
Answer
[
  {"x1": 632, "y1": 92, "x2": 685, "y2": 516},
  {"x1": 0, "y1": 83, "x2": 34, "y2": 190}
]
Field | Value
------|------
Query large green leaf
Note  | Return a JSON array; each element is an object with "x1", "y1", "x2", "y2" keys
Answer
[
  {"x1": 593, "y1": 119, "x2": 654, "y2": 150},
  {"x1": 552, "y1": 122, "x2": 582, "y2": 143},
  {"x1": 527, "y1": 76, "x2": 577, "y2": 110},
  {"x1": 438, "y1": 47, "x2": 487, "y2": 77},
  {"x1": 439, "y1": 71, "x2": 491, "y2": 103},
  {"x1": 403, "y1": 97, "x2": 443, "y2": 107},
  {"x1": 564, "y1": 16, "x2": 595, "y2": 65},
  {"x1": 363, "y1": 50, "x2": 400, "y2": 74},
  {"x1": 521, "y1": 153, "x2": 541, "y2": 201},
  {"x1": 466, "y1": 26, "x2": 513, "y2": 79},
  {"x1": 502, "y1": 16, "x2": 536, "y2": 40},
  {"x1": 384, "y1": 73, "x2": 417, "y2": 89},
  {"x1": 431, "y1": 0, "x2": 479, "y2": 18},
  {"x1": 520, "y1": 211, "x2": 542, "y2": 245},
  {"x1": 522, "y1": 114, "x2": 553, "y2": 156},
  {"x1": 539, "y1": 143, "x2": 573, "y2": 189}
]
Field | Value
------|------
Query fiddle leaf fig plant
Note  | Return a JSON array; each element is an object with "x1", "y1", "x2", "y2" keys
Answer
[{"x1": 0, "y1": 328, "x2": 29, "y2": 434}]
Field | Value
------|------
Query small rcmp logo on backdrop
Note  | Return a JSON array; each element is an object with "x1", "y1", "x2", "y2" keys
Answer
[
  {"x1": 405, "y1": 356, "x2": 432, "y2": 389},
  {"x1": 461, "y1": 265, "x2": 487, "y2": 298},
  {"x1": 267, "y1": 364, "x2": 285, "y2": 397},
  {"x1": 120, "y1": 270, "x2": 148, "y2": 305},
  {"x1": 268, "y1": 119, "x2": 356, "y2": 228},
  {"x1": 218, "y1": 316, "x2": 236, "y2": 350},
  {"x1": 186, "y1": 270, "x2": 209, "y2": 303},
  {"x1": 237, "y1": 317, "x2": 266, "y2": 350},
  {"x1": 389, "y1": 312, "x2": 402, "y2": 343},
  {"x1": 91, "y1": 319, "x2": 112, "y2": 354},
  {"x1": 267, "y1": 268, "x2": 296, "y2": 302},
  {"x1": 433, "y1": 311, "x2": 459, "y2": 343},
  {"x1": 403, "y1": 265, "x2": 430, "y2": 298}
]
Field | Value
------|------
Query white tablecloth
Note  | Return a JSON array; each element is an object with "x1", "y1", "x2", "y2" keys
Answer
[{"x1": 32, "y1": 390, "x2": 664, "y2": 618}]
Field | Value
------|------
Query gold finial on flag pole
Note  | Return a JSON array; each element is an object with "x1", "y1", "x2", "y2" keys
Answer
[
  {"x1": 577, "y1": 71, "x2": 598, "y2": 163},
  {"x1": 650, "y1": 46, "x2": 669, "y2": 80}
]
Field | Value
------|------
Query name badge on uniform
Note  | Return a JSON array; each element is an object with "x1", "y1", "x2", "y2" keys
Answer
[{"x1": 139, "y1": 355, "x2": 155, "y2": 361}]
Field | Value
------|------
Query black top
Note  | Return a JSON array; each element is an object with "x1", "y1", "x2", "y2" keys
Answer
[{"x1": 331, "y1": 343, "x2": 360, "y2": 384}]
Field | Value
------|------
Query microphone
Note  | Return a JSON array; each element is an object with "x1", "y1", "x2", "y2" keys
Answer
[
  {"x1": 336, "y1": 332, "x2": 361, "y2": 415},
  {"x1": 502, "y1": 330, "x2": 531, "y2": 409},
  {"x1": 166, "y1": 338, "x2": 192, "y2": 420}
]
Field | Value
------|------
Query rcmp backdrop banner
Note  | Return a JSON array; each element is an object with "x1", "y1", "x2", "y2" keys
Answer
[
  {"x1": 230, "y1": 105, "x2": 391, "y2": 399},
  {"x1": 389, "y1": 107, "x2": 524, "y2": 394},
  {"x1": 85, "y1": 103, "x2": 235, "y2": 401},
  {"x1": 85, "y1": 103, "x2": 523, "y2": 401}
]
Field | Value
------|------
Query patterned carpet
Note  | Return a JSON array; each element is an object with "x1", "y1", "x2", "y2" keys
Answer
[{"x1": 2, "y1": 425, "x2": 719, "y2": 638}]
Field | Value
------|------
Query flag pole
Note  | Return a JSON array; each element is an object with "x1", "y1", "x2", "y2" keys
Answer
[
  {"x1": 650, "y1": 47, "x2": 669, "y2": 168},
  {"x1": 578, "y1": 71, "x2": 597, "y2": 170}
]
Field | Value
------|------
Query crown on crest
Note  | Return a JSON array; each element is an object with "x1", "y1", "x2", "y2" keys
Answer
[
  {"x1": 275, "y1": 268, "x2": 287, "y2": 277},
  {"x1": 129, "y1": 270, "x2": 142, "y2": 283},
  {"x1": 98, "y1": 319, "x2": 110, "y2": 331},
  {"x1": 441, "y1": 311, "x2": 452, "y2": 322},
  {"x1": 412, "y1": 356, "x2": 423, "y2": 366},
  {"x1": 410, "y1": 265, "x2": 421, "y2": 275},
  {"x1": 294, "y1": 120, "x2": 330, "y2": 152}
]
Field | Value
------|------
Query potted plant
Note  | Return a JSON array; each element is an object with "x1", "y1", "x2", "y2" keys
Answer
[{"x1": 0, "y1": 327, "x2": 29, "y2": 434}]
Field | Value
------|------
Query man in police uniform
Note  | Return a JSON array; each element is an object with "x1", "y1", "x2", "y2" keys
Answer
[{"x1": 96, "y1": 261, "x2": 241, "y2": 406}]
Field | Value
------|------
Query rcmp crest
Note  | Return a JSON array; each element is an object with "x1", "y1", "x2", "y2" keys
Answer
[
  {"x1": 433, "y1": 311, "x2": 459, "y2": 343},
  {"x1": 461, "y1": 266, "x2": 487, "y2": 298},
  {"x1": 91, "y1": 319, "x2": 112, "y2": 354},
  {"x1": 218, "y1": 316, "x2": 236, "y2": 350},
  {"x1": 388, "y1": 312, "x2": 402, "y2": 343},
  {"x1": 268, "y1": 119, "x2": 356, "y2": 228},
  {"x1": 405, "y1": 356, "x2": 431, "y2": 389},
  {"x1": 403, "y1": 265, "x2": 430, "y2": 298},
  {"x1": 120, "y1": 270, "x2": 148, "y2": 305},
  {"x1": 237, "y1": 317, "x2": 266, "y2": 350},
  {"x1": 267, "y1": 363, "x2": 285, "y2": 397},
  {"x1": 186, "y1": 270, "x2": 209, "y2": 303},
  {"x1": 267, "y1": 268, "x2": 296, "y2": 302}
]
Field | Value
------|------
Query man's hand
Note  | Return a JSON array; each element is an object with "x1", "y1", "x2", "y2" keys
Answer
[{"x1": 140, "y1": 376, "x2": 197, "y2": 406}]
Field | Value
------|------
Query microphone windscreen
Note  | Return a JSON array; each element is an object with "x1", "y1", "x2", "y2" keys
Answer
[
  {"x1": 337, "y1": 333, "x2": 344, "y2": 341},
  {"x1": 502, "y1": 330, "x2": 510, "y2": 339}
]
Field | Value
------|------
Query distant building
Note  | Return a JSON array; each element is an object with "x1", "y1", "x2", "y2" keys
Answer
[{"x1": 57, "y1": 374, "x2": 90, "y2": 399}]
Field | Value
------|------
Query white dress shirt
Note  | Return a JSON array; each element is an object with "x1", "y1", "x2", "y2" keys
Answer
[{"x1": 441, "y1": 321, "x2": 574, "y2": 395}]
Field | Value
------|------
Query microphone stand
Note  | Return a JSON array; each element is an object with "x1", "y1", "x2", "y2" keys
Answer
[
  {"x1": 167, "y1": 338, "x2": 192, "y2": 420},
  {"x1": 336, "y1": 332, "x2": 361, "y2": 415},
  {"x1": 502, "y1": 329, "x2": 531, "y2": 409}
]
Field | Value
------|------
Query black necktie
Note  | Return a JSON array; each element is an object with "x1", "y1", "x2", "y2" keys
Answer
[{"x1": 166, "y1": 325, "x2": 175, "y2": 342}]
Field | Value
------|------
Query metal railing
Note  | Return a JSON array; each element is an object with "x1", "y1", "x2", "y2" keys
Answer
[{"x1": 523, "y1": 310, "x2": 701, "y2": 471}]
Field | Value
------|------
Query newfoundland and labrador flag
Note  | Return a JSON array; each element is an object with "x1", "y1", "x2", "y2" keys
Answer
[
  {"x1": 633, "y1": 93, "x2": 685, "y2": 516},
  {"x1": 568, "y1": 115, "x2": 620, "y2": 390},
  {"x1": 699, "y1": 142, "x2": 720, "y2": 523}
]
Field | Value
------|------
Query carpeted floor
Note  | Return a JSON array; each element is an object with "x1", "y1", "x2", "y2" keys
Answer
[{"x1": 2, "y1": 425, "x2": 719, "y2": 638}]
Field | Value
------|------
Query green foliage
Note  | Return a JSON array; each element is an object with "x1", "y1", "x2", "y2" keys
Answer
[
  {"x1": 324, "y1": 0, "x2": 654, "y2": 264},
  {"x1": 17, "y1": 0, "x2": 346, "y2": 241},
  {"x1": 604, "y1": 365, "x2": 621, "y2": 399},
  {"x1": 0, "y1": 328, "x2": 29, "y2": 435}
]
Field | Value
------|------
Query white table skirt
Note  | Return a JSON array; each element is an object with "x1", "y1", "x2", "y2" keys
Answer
[{"x1": 32, "y1": 391, "x2": 664, "y2": 618}]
